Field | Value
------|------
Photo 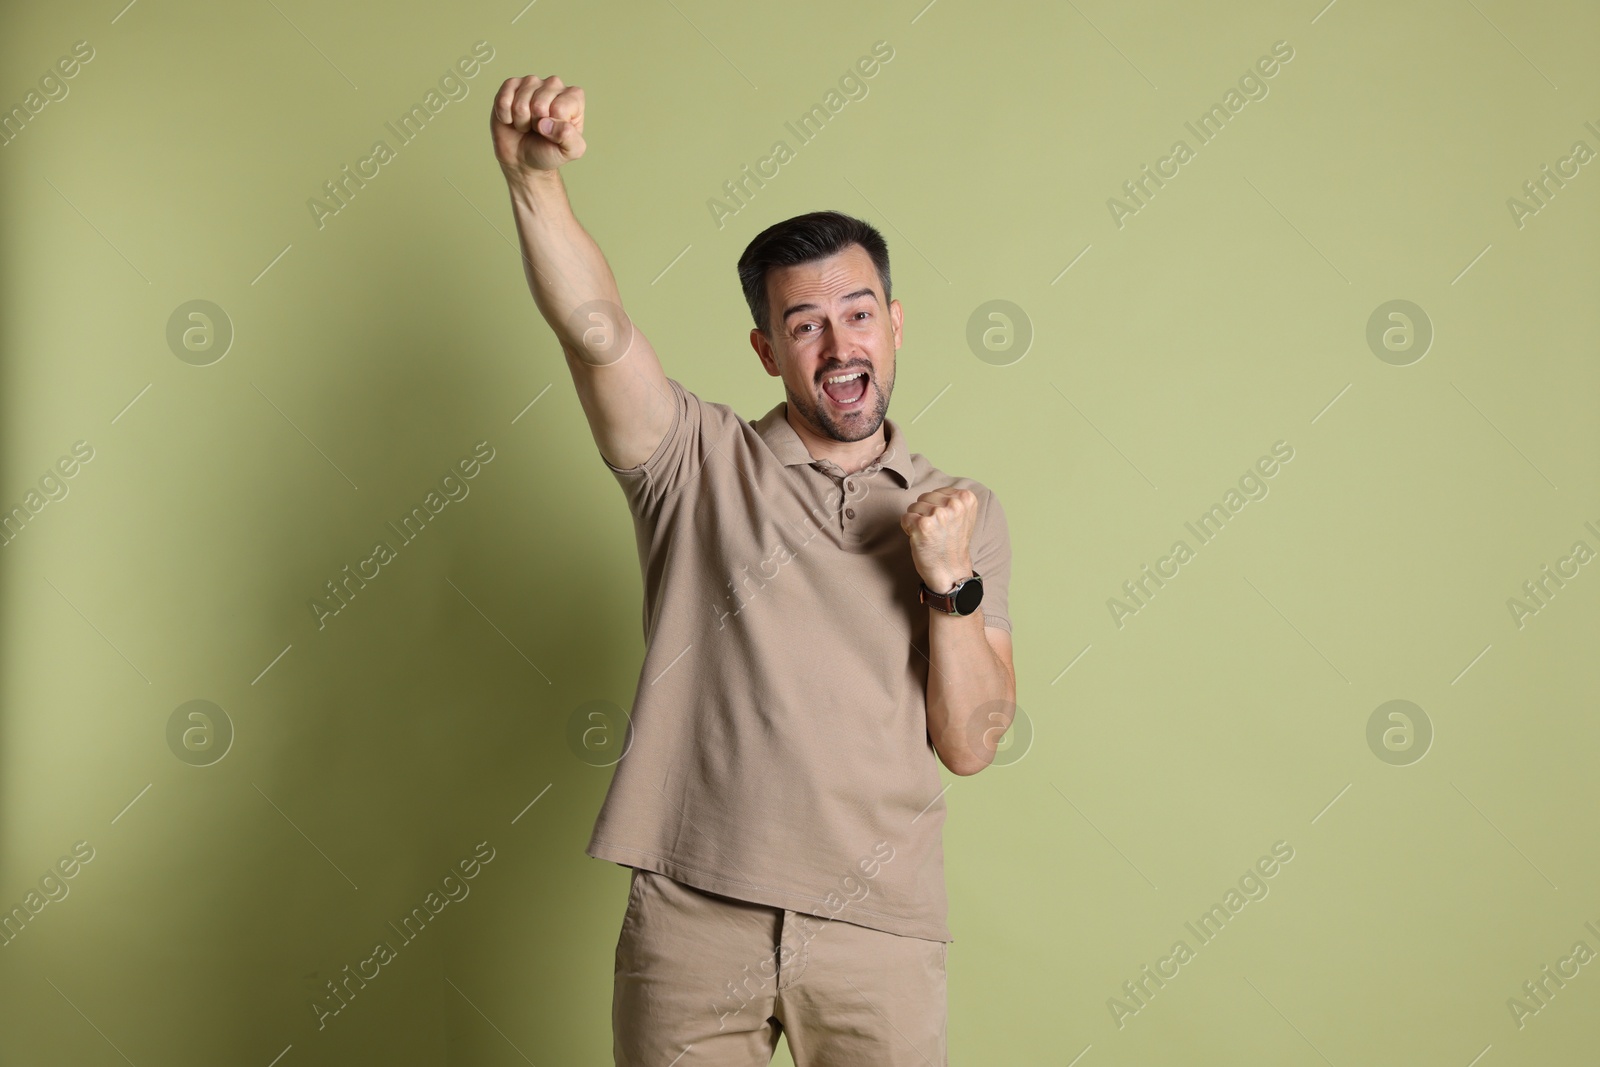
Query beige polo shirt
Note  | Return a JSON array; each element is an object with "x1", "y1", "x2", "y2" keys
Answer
[{"x1": 586, "y1": 375, "x2": 1011, "y2": 943}]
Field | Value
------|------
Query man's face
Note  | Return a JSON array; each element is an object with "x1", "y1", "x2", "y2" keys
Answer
[{"x1": 749, "y1": 243, "x2": 902, "y2": 444}]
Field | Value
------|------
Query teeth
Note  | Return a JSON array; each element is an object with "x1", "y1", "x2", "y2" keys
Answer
[{"x1": 825, "y1": 371, "x2": 865, "y2": 384}]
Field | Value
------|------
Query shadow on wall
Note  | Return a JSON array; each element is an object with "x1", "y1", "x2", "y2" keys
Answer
[{"x1": 0, "y1": 203, "x2": 649, "y2": 1059}]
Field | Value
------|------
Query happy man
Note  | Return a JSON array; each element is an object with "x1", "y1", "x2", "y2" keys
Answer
[{"x1": 491, "y1": 73, "x2": 1017, "y2": 1067}]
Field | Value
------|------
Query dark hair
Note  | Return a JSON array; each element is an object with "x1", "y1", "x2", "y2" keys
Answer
[{"x1": 736, "y1": 210, "x2": 892, "y2": 339}]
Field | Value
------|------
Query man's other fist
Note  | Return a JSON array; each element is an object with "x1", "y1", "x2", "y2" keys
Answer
[{"x1": 491, "y1": 75, "x2": 586, "y2": 176}]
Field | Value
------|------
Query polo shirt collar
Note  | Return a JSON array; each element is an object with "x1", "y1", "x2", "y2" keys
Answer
[{"x1": 754, "y1": 399, "x2": 913, "y2": 487}]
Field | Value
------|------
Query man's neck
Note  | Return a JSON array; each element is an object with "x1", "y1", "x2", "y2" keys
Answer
[{"x1": 785, "y1": 405, "x2": 887, "y2": 476}]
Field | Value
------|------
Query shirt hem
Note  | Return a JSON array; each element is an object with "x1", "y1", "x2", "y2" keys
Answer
[{"x1": 586, "y1": 838, "x2": 953, "y2": 943}]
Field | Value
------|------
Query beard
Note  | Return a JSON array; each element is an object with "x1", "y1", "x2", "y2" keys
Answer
[{"x1": 789, "y1": 364, "x2": 893, "y2": 443}]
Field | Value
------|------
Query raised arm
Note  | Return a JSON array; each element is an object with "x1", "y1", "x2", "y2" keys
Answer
[{"x1": 490, "y1": 75, "x2": 672, "y2": 471}]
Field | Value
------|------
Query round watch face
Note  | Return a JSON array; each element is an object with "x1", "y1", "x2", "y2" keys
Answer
[{"x1": 954, "y1": 577, "x2": 984, "y2": 615}]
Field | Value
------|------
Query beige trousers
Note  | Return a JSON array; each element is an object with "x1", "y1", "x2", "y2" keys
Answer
[{"x1": 612, "y1": 867, "x2": 948, "y2": 1066}]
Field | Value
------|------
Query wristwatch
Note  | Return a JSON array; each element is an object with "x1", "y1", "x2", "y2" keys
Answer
[{"x1": 919, "y1": 571, "x2": 984, "y2": 616}]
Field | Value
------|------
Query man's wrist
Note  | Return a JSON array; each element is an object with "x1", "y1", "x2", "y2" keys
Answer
[
  {"x1": 921, "y1": 566, "x2": 973, "y2": 596},
  {"x1": 503, "y1": 167, "x2": 568, "y2": 212}
]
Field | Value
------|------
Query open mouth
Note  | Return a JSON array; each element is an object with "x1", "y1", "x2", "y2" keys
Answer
[{"x1": 820, "y1": 370, "x2": 869, "y2": 408}]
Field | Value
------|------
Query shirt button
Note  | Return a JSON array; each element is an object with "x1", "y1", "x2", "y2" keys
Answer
[
  {"x1": 845, "y1": 479, "x2": 856, "y2": 492},
  {"x1": 845, "y1": 507, "x2": 856, "y2": 519}
]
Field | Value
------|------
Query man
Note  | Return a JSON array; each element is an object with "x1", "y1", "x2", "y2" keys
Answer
[{"x1": 491, "y1": 74, "x2": 1017, "y2": 1066}]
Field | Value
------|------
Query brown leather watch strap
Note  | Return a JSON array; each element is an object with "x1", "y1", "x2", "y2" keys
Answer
[{"x1": 919, "y1": 570, "x2": 981, "y2": 614}]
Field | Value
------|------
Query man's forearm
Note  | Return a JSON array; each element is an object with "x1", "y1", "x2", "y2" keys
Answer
[
  {"x1": 503, "y1": 168, "x2": 621, "y2": 351},
  {"x1": 925, "y1": 610, "x2": 1014, "y2": 776}
]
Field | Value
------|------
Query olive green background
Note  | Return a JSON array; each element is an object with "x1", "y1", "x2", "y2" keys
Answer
[{"x1": 2, "y1": 0, "x2": 1596, "y2": 1063}]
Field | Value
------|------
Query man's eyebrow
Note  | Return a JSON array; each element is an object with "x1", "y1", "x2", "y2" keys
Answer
[{"x1": 780, "y1": 287, "x2": 879, "y2": 325}]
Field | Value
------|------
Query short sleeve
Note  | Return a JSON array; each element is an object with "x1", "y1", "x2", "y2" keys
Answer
[
  {"x1": 602, "y1": 377, "x2": 732, "y2": 519},
  {"x1": 971, "y1": 488, "x2": 1011, "y2": 633}
]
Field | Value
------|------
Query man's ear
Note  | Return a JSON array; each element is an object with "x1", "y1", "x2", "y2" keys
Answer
[
  {"x1": 889, "y1": 298, "x2": 903, "y2": 351},
  {"x1": 750, "y1": 328, "x2": 780, "y2": 376}
]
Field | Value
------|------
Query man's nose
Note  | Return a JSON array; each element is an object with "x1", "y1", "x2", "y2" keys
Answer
[{"x1": 819, "y1": 318, "x2": 863, "y2": 362}]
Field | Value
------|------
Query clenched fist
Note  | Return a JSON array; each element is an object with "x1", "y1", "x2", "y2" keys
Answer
[
  {"x1": 491, "y1": 75, "x2": 586, "y2": 177},
  {"x1": 900, "y1": 487, "x2": 978, "y2": 594}
]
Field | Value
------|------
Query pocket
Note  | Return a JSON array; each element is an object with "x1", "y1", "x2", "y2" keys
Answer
[
  {"x1": 615, "y1": 868, "x2": 646, "y2": 968},
  {"x1": 622, "y1": 867, "x2": 644, "y2": 928}
]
